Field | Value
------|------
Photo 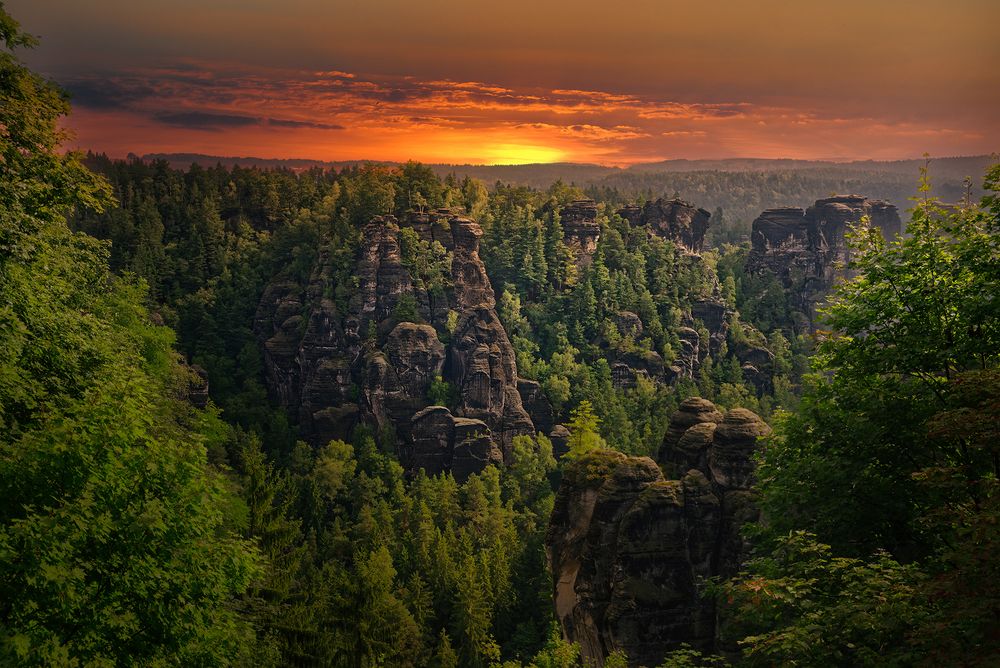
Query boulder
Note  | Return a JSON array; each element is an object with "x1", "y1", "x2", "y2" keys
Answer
[
  {"x1": 611, "y1": 349, "x2": 664, "y2": 389},
  {"x1": 612, "y1": 310, "x2": 643, "y2": 339},
  {"x1": 410, "y1": 407, "x2": 500, "y2": 483},
  {"x1": 549, "y1": 424, "x2": 571, "y2": 458}
]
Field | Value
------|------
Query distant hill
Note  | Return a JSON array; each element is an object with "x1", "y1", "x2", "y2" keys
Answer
[
  {"x1": 138, "y1": 151, "x2": 995, "y2": 186},
  {"x1": 138, "y1": 152, "x2": 394, "y2": 171},
  {"x1": 137, "y1": 152, "x2": 619, "y2": 184},
  {"x1": 626, "y1": 155, "x2": 998, "y2": 180},
  {"x1": 132, "y1": 152, "x2": 996, "y2": 230}
]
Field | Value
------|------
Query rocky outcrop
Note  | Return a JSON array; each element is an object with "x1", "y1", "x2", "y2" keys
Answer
[
  {"x1": 732, "y1": 342, "x2": 775, "y2": 394},
  {"x1": 549, "y1": 424, "x2": 571, "y2": 458},
  {"x1": 360, "y1": 322, "x2": 445, "y2": 441},
  {"x1": 618, "y1": 198, "x2": 711, "y2": 253},
  {"x1": 560, "y1": 199, "x2": 601, "y2": 267},
  {"x1": 518, "y1": 379, "x2": 554, "y2": 436},
  {"x1": 409, "y1": 406, "x2": 500, "y2": 483},
  {"x1": 746, "y1": 195, "x2": 900, "y2": 326},
  {"x1": 547, "y1": 399, "x2": 770, "y2": 666},
  {"x1": 690, "y1": 299, "x2": 729, "y2": 359},
  {"x1": 671, "y1": 327, "x2": 701, "y2": 381},
  {"x1": 448, "y1": 306, "x2": 535, "y2": 451},
  {"x1": 255, "y1": 208, "x2": 534, "y2": 479},
  {"x1": 612, "y1": 311, "x2": 643, "y2": 339},
  {"x1": 611, "y1": 350, "x2": 665, "y2": 389}
]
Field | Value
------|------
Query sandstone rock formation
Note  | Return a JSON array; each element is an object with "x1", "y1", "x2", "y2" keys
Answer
[
  {"x1": 255, "y1": 209, "x2": 534, "y2": 479},
  {"x1": 560, "y1": 199, "x2": 602, "y2": 268},
  {"x1": 518, "y1": 379, "x2": 554, "y2": 436},
  {"x1": 746, "y1": 195, "x2": 900, "y2": 326},
  {"x1": 610, "y1": 350, "x2": 665, "y2": 389},
  {"x1": 547, "y1": 398, "x2": 770, "y2": 666},
  {"x1": 409, "y1": 406, "x2": 500, "y2": 483},
  {"x1": 617, "y1": 198, "x2": 712, "y2": 253},
  {"x1": 548, "y1": 424, "x2": 571, "y2": 458}
]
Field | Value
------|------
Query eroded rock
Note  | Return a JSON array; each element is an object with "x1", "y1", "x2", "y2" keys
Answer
[
  {"x1": 409, "y1": 406, "x2": 500, "y2": 483},
  {"x1": 618, "y1": 198, "x2": 712, "y2": 253},
  {"x1": 547, "y1": 399, "x2": 770, "y2": 666},
  {"x1": 746, "y1": 195, "x2": 900, "y2": 327},
  {"x1": 255, "y1": 209, "x2": 534, "y2": 479},
  {"x1": 561, "y1": 199, "x2": 601, "y2": 268}
]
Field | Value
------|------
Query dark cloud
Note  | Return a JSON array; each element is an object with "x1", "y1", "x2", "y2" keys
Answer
[
  {"x1": 267, "y1": 118, "x2": 345, "y2": 130},
  {"x1": 151, "y1": 110, "x2": 345, "y2": 132},
  {"x1": 153, "y1": 111, "x2": 260, "y2": 130},
  {"x1": 64, "y1": 79, "x2": 155, "y2": 110}
]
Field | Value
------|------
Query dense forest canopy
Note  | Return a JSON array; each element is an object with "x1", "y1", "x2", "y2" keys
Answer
[{"x1": 1, "y1": 4, "x2": 998, "y2": 667}]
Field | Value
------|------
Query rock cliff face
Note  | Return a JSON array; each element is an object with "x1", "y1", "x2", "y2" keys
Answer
[
  {"x1": 547, "y1": 398, "x2": 770, "y2": 666},
  {"x1": 255, "y1": 209, "x2": 534, "y2": 481},
  {"x1": 560, "y1": 199, "x2": 602, "y2": 268},
  {"x1": 618, "y1": 198, "x2": 712, "y2": 253},
  {"x1": 746, "y1": 195, "x2": 900, "y2": 325}
]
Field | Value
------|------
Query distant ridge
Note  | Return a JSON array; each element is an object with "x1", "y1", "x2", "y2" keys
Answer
[
  {"x1": 138, "y1": 153, "x2": 393, "y2": 171},
  {"x1": 135, "y1": 152, "x2": 996, "y2": 184},
  {"x1": 626, "y1": 155, "x2": 998, "y2": 177},
  {"x1": 89, "y1": 150, "x2": 998, "y2": 241}
]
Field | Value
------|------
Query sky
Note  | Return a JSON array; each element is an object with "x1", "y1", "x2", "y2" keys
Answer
[{"x1": 9, "y1": 0, "x2": 1000, "y2": 166}]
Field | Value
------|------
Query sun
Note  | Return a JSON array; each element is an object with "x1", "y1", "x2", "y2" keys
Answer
[{"x1": 481, "y1": 143, "x2": 565, "y2": 165}]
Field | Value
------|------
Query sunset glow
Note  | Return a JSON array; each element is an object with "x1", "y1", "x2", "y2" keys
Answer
[{"x1": 10, "y1": 0, "x2": 999, "y2": 165}]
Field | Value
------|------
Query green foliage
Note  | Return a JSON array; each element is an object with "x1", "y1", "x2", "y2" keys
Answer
[
  {"x1": 604, "y1": 649, "x2": 629, "y2": 668},
  {"x1": 399, "y1": 225, "x2": 452, "y2": 300},
  {"x1": 391, "y1": 292, "x2": 423, "y2": 324},
  {"x1": 727, "y1": 164, "x2": 1000, "y2": 667},
  {"x1": 722, "y1": 531, "x2": 927, "y2": 667},
  {"x1": 433, "y1": 629, "x2": 459, "y2": 668},
  {"x1": 758, "y1": 167, "x2": 1000, "y2": 558},
  {"x1": 0, "y1": 9, "x2": 259, "y2": 664},
  {"x1": 656, "y1": 645, "x2": 731, "y2": 667},
  {"x1": 564, "y1": 400, "x2": 606, "y2": 459},
  {"x1": 428, "y1": 375, "x2": 457, "y2": 408}
]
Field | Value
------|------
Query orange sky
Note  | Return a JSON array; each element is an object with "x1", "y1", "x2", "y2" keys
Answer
[{"x1": 9, "y1": 0, "x2": 1000, "y2": 165}]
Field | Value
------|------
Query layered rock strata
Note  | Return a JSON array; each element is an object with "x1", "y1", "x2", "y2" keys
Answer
[
  {"x1": 547, "y1": 398, "x2": 770, "y2": 666},
  {"x1": 617, "y1": 198, "x2": 712, "y2": 253},
  {"x1": 560, "y1": 199, "x2": 602, "y2": 268},
  {"x1": 255, "y1": 209, "x2": 534, "y2": 480},
  {"x1": 746, "y1": 195, "x2": 900, "y2": 326}
]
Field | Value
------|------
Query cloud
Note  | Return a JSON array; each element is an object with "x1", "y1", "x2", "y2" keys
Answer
[
  {"x1": 661, "y1": 130, "x2": 707, "y2": 137},
  {"x1": 314, "y1": 70, "x2": 356, "y2": 79},
  {"x1": 153, "y1": 111, "x2": 261, "y2": 130},
  {"x1": 64, "y1": 79, "x2": 156, "y2": 110},
  {"x1": 151, "y1": 110, "x2": 345, "y2": 132},
  {"x1": 514, "y1": 122, "x2": 648, "y2": 141},
  {"x1": 638, "y1": 103, "x2": 751, "y2": 120},
  {"x1": 266, "y1": 118, "x2": 345, "y2": 130},
  {"x1": 56, "y1": 60, "x2": 996, "y2": 165}
]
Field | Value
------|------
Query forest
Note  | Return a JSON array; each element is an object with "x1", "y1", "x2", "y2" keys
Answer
[{"x1": 2, "y1": 5, "x2": 999, "y2": 667}]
